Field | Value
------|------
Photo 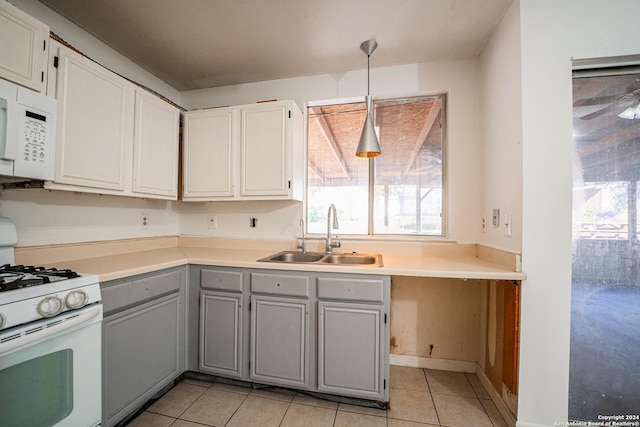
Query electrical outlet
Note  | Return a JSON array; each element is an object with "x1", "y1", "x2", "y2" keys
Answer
[
  {"x1": 207, "y1": 214, "x2": 217, "y2": 229},
  {"x1": 492, "y1": 209, "x2": 500, "y2": 227},
  {"x1": 249, "y1": 217, "x2": 258, "y2": 228},
  {"x1": 482, "y1": 218, "x2": 486, "y2": 233},
  {"x1": 140, "y1": 213, "x2": 149, "y2": 229}
]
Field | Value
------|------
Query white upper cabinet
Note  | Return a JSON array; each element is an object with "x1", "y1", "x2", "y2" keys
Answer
[
  {"x1": 0, "y1": 0, "x2": 49, "y2": 92},
  {"x1": 241, "y1": 102, "x2": 290, "y2": 197},
  {"x1": 48, "y1": 43, "x2": 134, "y2": 191},
  {"x1": 183, "y1": 107, "x2": 236, "y2": 199},
  {"x1": 133, "y1": 89, "x2": 179, "y2": 198},
  {"x1": 182, "y1": 100, "x2": 304, "y2": 201},
  {"x1": 45, "y1": 42, "x2": 180, "y2": 200}
]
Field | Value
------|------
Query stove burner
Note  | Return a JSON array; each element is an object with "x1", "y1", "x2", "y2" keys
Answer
[{"x1": 0, "y1": 264, "x2": 81, "y2": 292}]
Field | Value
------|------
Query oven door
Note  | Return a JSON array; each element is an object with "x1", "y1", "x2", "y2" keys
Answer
[{"x1": 0, "y1": 304, "x2": 102, "y2": 427}]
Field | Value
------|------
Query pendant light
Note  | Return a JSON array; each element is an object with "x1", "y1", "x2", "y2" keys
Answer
[{"x1": 356, "y1": 39, "x2": 382, "y2": 158}]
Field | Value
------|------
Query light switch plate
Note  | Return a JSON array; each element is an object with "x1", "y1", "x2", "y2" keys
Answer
[{"x1": 504, "y1": 213, "x2": 512, "y2": 237}]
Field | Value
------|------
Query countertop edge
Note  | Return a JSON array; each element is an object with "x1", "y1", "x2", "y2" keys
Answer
[{"x1": 33, "y1": 246, "x2": 526, "y2": 283}]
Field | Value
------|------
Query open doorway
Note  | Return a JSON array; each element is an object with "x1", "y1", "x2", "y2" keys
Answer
[{"x1": 570, "y1": 68, "x2": 640, "y2": 421}]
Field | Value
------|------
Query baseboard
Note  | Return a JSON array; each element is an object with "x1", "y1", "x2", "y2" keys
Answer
[
  {"x1": 389, "y1": 354, "x2": 476, "y2": 373},
  {"x1": 475, "y1": 364, "x2": 517, "y2": 427}
]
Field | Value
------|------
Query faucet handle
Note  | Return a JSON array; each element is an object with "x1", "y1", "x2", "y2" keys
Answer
[
  {"x1": 330, "y1": 235, "x2": 341, "y2": 249},
  {"x1": 297, "y1": 239, "x2": 306, "y2": 253}
]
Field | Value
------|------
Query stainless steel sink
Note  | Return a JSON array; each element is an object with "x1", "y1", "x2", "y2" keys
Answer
[
  {"x1": 322, "y1": 253, "x2": 381, "y2": 265},
  {"x1": 258, "y1": 251, "x2": 383, "y2": 267},
  {"x1": 265, "y1": 251, "x2": 325, "y2": 263}
]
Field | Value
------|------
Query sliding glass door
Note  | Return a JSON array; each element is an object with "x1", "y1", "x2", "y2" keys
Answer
[{"x1": 570, "y1": 69, "x2": 640, "y2": 421}]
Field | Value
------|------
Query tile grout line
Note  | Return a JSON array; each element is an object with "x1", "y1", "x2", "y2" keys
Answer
[
  {"x1": 221, "y1": 386, "x2": 250, "y2": 427},
  {"x1": 465, "y1": 372, "x2": 503, "y2": 427},
  {"x1": 422, "y1": 368, "x2": 442, "y2": 426},
  {"x1": 176, "y1": 381, "x2": 213, "y2": 425},
  {"x1": 144, "y1": 381, "x2": 210, "y2": 422},
  {"x1": 276, "y1": 396, "x2": 293, "y2": 427}
]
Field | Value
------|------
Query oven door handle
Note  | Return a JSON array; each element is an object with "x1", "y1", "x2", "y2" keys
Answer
[{"x1": 0, "y1": 304, "x2": 102, "y2": 355}]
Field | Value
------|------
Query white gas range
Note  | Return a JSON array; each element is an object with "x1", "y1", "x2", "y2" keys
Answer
[{"x1": 0, "y1": 217, "x2": 103, "y2": 427}]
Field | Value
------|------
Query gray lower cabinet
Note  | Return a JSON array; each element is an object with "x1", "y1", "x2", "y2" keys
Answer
[
  {"x1": 101, "y1": 267, "x2": 186, "y2": 427},
  {"x1": 250, "y1": 294, "x2": 310, "y2": 388},
  {"x1": 318, "y1": 301, "x2": 384, "y2": 399},
  {"x1": 317, "y1": 275, "x2": 390, "y2": 402},
  {"x1": 200, "y1": 290, "x2": 243, "y2": 378},
  {"x1": 248, "y1": 271, "x2": 311, "y2": 389},
  {"x1": 192, "y1": 266, "x2": 389, "y2": 402},
  {"x1": 198, "y1": 268, "x2": 245, "y2": 378}
]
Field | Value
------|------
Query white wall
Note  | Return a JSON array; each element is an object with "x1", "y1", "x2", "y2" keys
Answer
[
  {"x1": 479, "y1": 1, "x2": 523, "y2": 254},
  {"x1": 8, "y1": 0, "x2": 182, "y2": 105},
  {"x1": 181, "y1": 59, "x2": 483, "y2": 244},
  {"x1": 515, "y1": 1, "x2": 640, "y2": 426},
  {"x1": 178, "y1": 200, "x2": 303, "y2": 241},
  {"x1": 0, "y1": 189, "x2": 179, "y2": 246}
]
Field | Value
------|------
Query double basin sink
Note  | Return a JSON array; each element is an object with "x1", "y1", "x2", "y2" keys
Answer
[{"x1": 258, "y1": 251, "x2": 383, "y2": 267}]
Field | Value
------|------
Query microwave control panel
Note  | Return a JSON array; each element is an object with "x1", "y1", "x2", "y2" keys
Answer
[
  {"x1": 14, "y1": 85, "x2": 57, "y2": 180},
  {"x1": 20, "y1": 109, "x2": 51, "y2": 165}
]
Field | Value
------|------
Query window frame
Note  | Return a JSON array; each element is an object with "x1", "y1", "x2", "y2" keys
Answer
[{"x1": 304, "y1": 92, "x2": 449, "y2": 240}]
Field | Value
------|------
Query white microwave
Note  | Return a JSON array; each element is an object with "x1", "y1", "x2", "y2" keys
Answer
[{"x1": 0, "y1": 78, "x2": 57, "y2": 182}]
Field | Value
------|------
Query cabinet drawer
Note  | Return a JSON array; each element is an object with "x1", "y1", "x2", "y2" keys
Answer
[
  {"x1": 251, "y1": 273, "x2": 309, "y2": 297},
  {"x1": 317, "y1": 277, "x2": 384, "y2": 302},
  {"x1": 201, "y1": 269, "x2": 243, "y2": 292},
  {"x1": 102, "y1": 269, "x2": 181, "y2": 314}
]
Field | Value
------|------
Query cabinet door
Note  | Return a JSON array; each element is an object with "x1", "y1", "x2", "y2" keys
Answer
[
  {"x1": 183, "y1": 108, "x2": 236, "y2": 199},
  {"x1": 250, "y1": 295, "x2": 309, "y2": 388},
  {"x1": 52, "y1": 45, "x2": 134, "y2": 190},
  {"x1": 132, "y1": 89, "x2": 179, "y2": 198},
  {"x1": 200, "y1": 290, "x2": 243, "y2": 378},
  {"x1": 103, "y1": 293, "x2": 181, "y2": 426},
  {"x1": 240, "y1": 103, "x2": 290, "y2": 197},
  {"x1": 318, "y1": 301, "x2": 384, "y2": 400},
  {"x1": 0, "y1": 1, "x2": 48, "y2": 91}
]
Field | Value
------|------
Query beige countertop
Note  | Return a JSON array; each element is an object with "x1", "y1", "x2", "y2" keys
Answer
[{"x1": 15, "y1": 236, "x2": 526, "y2": 283}]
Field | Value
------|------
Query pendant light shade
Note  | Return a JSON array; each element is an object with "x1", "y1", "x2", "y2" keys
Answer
[
  {"x1": 355, "y1": 40, "x2": 381, "y2": 158},
  {"x1": 356, "y1": 96, "x2": 381, "y2": 157}
]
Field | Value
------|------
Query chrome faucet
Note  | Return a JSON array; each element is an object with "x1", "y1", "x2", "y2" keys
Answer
[
  {"x1": 325, "y1": 204, "x2": 341, "y2": 253},
  {"x1": 297, "y1": 218, "x2": 306, "y2": 253}
]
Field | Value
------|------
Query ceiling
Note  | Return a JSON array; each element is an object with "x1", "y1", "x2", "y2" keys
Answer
[
  {"x1": 38, "y1": 0, "x2": 513, "y2": 91},
  {"x1": 573, "y1": 73, "x2": 640, "y2": 181}
]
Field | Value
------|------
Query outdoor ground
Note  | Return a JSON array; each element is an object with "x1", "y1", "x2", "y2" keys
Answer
[{"x1": 569, "y1": 283, "x2": 640, "y2": 421}]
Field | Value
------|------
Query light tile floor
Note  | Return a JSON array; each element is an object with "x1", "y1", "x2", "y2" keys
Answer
[{"x1": 126, "y1": 366, "x2": 510, "y2": 427}]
